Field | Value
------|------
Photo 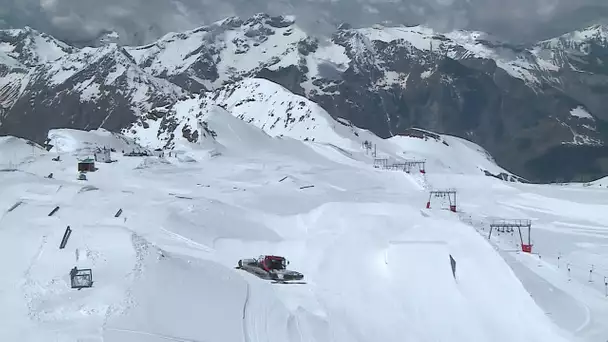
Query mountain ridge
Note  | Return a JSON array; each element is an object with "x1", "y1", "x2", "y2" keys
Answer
[{"x1": 1, "y1": 13, "x2": 607, "y2": 182}]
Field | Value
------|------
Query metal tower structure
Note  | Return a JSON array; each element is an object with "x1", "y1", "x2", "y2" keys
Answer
[
  {"x1": 426, "y1": 189, "x2": 457, "y2": 212},
  {"x1": 489, "y1": 219, "x2": 533, "y2": 253}
]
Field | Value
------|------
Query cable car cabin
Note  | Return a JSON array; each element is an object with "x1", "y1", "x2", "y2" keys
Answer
[{"x1": 77, "y1": 158, "x2": 96, "y2": 172}]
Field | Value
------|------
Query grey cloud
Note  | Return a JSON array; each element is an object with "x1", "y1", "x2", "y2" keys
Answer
[{"x1": 1, "y1": 0, "x2": 608, "y2": 45}]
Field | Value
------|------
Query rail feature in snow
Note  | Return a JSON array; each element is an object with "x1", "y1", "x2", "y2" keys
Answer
[
  {"x1": 59, "y1": 226, "x2": 72, "y2": 249},
  {"x1": 168, "y1": 193, "x2": 194, "y2": 200},
  {"x1": 489, "y1": 219, "x2": 533, "y2": 253},
  {"x1": 426, "y1": 189, "x2": 457, "y2": 212},
  {"x1": 48, "y1": 206, "x2": 60, "y2": 216},
  {"x1": 7, "y1": 201, "x2": 23, "y2": 212},
  {"x1": 114, "y1": 208, "x2": 123, "y2": 217}
]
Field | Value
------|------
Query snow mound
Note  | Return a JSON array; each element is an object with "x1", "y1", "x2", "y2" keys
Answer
[
  {"x1": 586, "y1": 175, "x2": 608, "y2": 188},
  {"x1": 104, "y1": 252, "x2": 248, "y2": 342},
  {"x1": 48, "y1": 128, "x2": 147, "y2": 155},
  {"x1": 226, "y1": 202, "x2": 571, "y2": 342},
  {"x1": 382, "y1": 218, "x2": 566, "y2": 341},
  {"x1": 0, "y1": 136, "x2": 46, "y2": 167},
  {"x1": 203, "y1": 105, "x2": 276, "y2": 150},
  {"x1": 201, "y1": 103, "x2": 340, "y2": 161},
  {"x1": 133, "y1": 157, "x2": 172, "y2": 170},
  {"x1": 384, "y1": 129, "x2": 516, "y2": 177}
]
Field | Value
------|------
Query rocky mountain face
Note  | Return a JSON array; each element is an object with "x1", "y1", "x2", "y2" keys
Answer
[
  {"x1": 0, "y1": 28, "x2": 186, "y2": 144},
  {"x1": 1, "y1": 14, "x2": 608, "y2": 182}
]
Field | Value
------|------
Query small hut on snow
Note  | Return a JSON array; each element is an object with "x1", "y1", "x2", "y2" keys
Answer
[
  {"x1": 78, "y1": 158, "x2": 96, "y2": 172},
  {"x1": 94, "y1": 147, "x2": 111, "y2": 163}
]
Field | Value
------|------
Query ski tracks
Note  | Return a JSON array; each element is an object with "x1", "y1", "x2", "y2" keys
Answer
[
  {"x1": 242, "y1": 282, "x2": 251, "y2": 342},
  {"x1": 104, "y1": 327, "x2": 204, "y2": 342},
  {"x1": 21, "y1": 234, "x2": 48, "y2": 320},
  {"x1": 103, "y1": 232, "x2": 150, "y2": 326},
  {"x1": 160, "y1": 227, "x2": 214, "y2": 253},
  {"x1": 241, "y1": 278, "x2": 275, "y2": 342}
]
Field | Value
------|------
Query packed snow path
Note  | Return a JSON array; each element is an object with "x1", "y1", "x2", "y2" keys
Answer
[{"x1": 1, "y1": 127, "x2": 604, "y2": 342}]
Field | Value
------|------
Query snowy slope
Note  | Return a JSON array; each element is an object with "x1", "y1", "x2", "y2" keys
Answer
[
  {"x1": 127, "y1": 77, "x2": 365, "y2": 150},
  {"x1": 533, "y1": 24, "x2": 608, "y2": 74},
  {"x1": 125, "y1": 14, "x2": 350, "y2": 92},
  {"x1": 537, "y1": 25, "x2": 608, "y2": 54},
  {"x1": 204, "y1": 78, "x2": 360, "y2": 146},
  {"x1": 0, "y1": 136, "x2": 46, "y2": 169},
  {"x1": 48, "y1": 128, "x2": 148, "y2": 155},
  {"x1": 0, "y1": 123, "x2": 582, "y2": 342},
  {"x1": 0, "y1": 65, "x2": 29, "y2": 113},
  {"x1": 586, "y1": 176, "x2": 608, "y2": 188},
  {"x1": 348, "y1": 23, "x2": 608, "y2": 85},
  {"x1": 4, "y1": 15, "x2": 605, "y2": 94},
  {"x1": 0, "y1": 27, "x2": 75, "y2": 66},
  {"x1": 131, "y1": 77, "x2": 516, "y2": 180},
  {"x1": 0, "y1": 49, "x2": 21, "y2": 68},
  {"x1": 35, "y1": 44, "x2": 184, "y2": 101},
  {"x1": 349, "y1": 25, "x2": 552, "y2": 84},
  {"x1": 0, "y1": 43, "x2": 188, "y2": 145},
  {"x1": 123, "y1": 14, "x2": 565, "y2": 90},
  {"x1": 121, "y1": 13, "x2": 573, "y2": 93}
]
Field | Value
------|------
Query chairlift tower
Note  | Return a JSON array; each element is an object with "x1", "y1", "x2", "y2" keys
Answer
[
  {"x1": 384, "y1": 161, "x2": 426, "y2": 174},
  {"x1": 403, "y1": 160, "x2": 426, "y2": 174},
  {"x1": 426, "y1": 189, "x2": 457, "y2": 212},
  {"x1": 362, "y1": 141, "x2": 373, "y2": 155},
  {"x1": 489, "y1": 219, "x2": 533, "y2": 253},
  {"x1": 373, "y1": 158, "x2": 389, "y2": 169}
]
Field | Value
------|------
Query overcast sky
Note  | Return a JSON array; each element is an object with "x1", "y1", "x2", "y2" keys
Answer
[{"x1": 1, "y1": 0, "x2": 608, "y2": 45}]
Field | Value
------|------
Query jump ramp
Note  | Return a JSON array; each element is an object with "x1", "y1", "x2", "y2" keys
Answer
[
  {"x1": 386, "y1": 240, "x2": 456, "y2": 284},
  {"x1": 384, "y1": 240, "x2": 488, "y2": 341}
]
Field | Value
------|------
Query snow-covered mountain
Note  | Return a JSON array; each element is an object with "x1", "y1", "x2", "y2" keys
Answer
[
  {"x1": 0, "y1": 40, "x2": 186, "y2": 144},
  {"x1": 0, "y1": 27, "x2": 75, "y2": 67},
  {"x1": 1, "y1": 14, "x2": 608, "y2": 182}
]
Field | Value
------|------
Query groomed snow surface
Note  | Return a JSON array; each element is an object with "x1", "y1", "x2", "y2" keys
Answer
[{"x1": 1, "y1": 111, "x2": 607, "y2": 342}]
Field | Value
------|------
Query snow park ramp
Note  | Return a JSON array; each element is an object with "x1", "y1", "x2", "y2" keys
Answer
[{"x1": 385, "y1": 240, "x2": 490, "y2": 341}]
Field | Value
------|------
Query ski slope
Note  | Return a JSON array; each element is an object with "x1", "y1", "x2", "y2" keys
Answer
[{"x1": 0, "y1": 109, "x2": 606, "y2": 342}]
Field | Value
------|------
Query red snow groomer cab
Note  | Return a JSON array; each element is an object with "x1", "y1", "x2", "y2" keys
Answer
[{"x1": 236, "y1": 255, "x2": 304, "y2": 283}]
